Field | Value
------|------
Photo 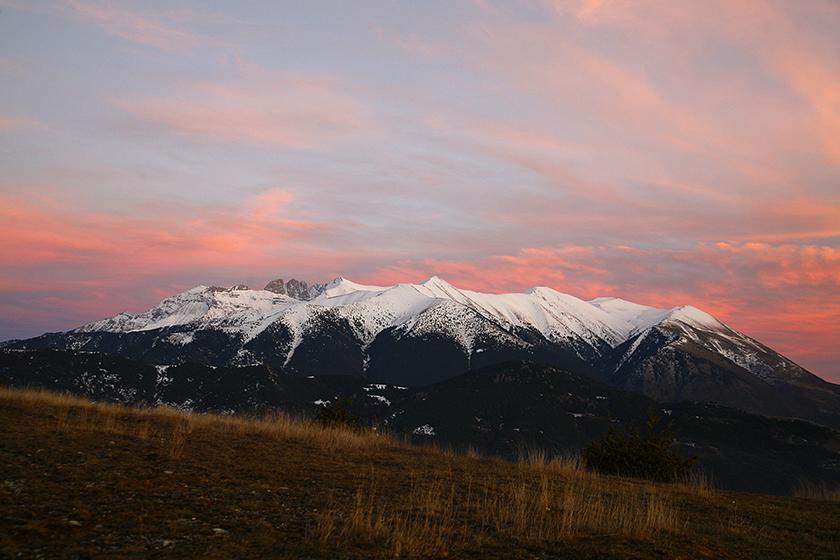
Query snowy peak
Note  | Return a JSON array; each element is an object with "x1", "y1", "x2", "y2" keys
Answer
[
  {"x1": 588, "y1": 297, "x2": 671, "y2": 337},
  {"x1": 421, "y1": 275, "x2": 447, "y2": 286},
  {"x1": 419, "y1": 275, "x2": 456, "y2": 291},
  {"x1": 308, "y1": 277, "x2": 631, "y2": 355},
  {"x1": 414, "y1": 276, "x2": 471, "y2": 303},
  {"x1": 320, "y1": 277, "x2": 391, "y2": 298},
  {"x1": 600, "y1": 300, "x2": 810, "y2": 384},
  {"x1": 662, "y1": 305, "x2": 725, "y2": 331},
  {"x1": 589, "y1": 298, "x2": 730, "y2": 338},
  {"x1": 76, "y1": 284, "x2": 299, "y2": 340}
]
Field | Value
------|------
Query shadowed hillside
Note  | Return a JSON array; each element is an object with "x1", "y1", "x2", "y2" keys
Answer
[
  {"x1": 1, "y1": 387, "x2": 839, "y2": 559},
  {"x1": 3, "y1": 351, "x2": 839, "y2": 495}
]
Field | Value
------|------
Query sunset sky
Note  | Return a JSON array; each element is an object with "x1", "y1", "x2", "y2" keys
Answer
[{"x1": 0, "y1": 1, "x2": 838, "y2": 381}]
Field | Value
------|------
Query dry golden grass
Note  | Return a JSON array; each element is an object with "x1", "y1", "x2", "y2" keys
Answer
[
  {"x1": 317, "y1": 477, "x2": 457, "y2": 557},
  {"x1": 517, "y1": 447, "x2": 583, "y2": 474},
  {"x1": 681, "y1": 468, "x2": 716, "y2": 497},
  {"x1": 316, "y1": 468, "x2": 682, "y2": 556},
  {"x1": 4, "y1": 386, "x2": 684, "y2": 556},
  {"x1": 0, "y1": 386, "x2": 396, "y2": 455},
  {"x1": 478, "y1": 471, "x2": 680, "y2": 539},
  {"x1": 315, "y1": 446, "x2": 681, "y2": 555}
]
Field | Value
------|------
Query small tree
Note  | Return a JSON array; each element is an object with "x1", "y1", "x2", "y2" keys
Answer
[
  {"x1": 584, "y1": 414, "x2": 695, "y2": 482},
  {"x1": 316, "y1": 398, "x2": 362, "y2": 430}
]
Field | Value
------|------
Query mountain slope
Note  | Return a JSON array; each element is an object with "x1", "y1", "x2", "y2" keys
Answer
[
  {"x1": 385, "y1": 361, "x2": 840, "y2": 494},
  {"x1": 602, "y1": 322, "x2": 840, "y2": 427}
]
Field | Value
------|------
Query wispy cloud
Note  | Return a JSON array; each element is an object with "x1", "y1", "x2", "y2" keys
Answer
[
  {"x1": 0, "y1": 186, "x2": 326, "y2": 273},
  {"x1": 541, "y1": 0, "x2": 840, "y2": 162},
  {"x1": 64, "y1": 0, "x2": 205, "y2": 51},
  {"x1": 0, "y1": 113, "x2": 42, "y2": 130},
  {"x1": 113, "y1": 68, "x2": 374, "y2": 149}
]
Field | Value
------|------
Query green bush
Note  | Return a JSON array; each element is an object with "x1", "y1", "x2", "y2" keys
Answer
[
  {"x1": 584, "y1": 415, "x2": 695, "y2": 482},
  {"x1": 316, "y1": 398, "x2": 362, "y2": 430}
]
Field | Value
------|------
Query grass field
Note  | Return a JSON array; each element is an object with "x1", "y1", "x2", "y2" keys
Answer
[{"x1": 1, "y1": 387, "x2": 839, "y2": 559}]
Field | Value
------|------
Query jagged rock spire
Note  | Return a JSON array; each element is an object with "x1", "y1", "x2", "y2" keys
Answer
[
  {"x1": 264, "y1": 278, "x2": 286, "y2": 295},
  {"x1": 264, "y1": 277, "x2": 326, "y2": 300}
]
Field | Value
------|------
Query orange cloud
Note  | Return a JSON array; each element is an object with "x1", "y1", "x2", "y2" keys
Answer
[
  {"x1": 713, "y1": 242, "x2": 840, "y2": 287},
  {"x1": 0, "y1": 187, "x2": 324, "y2": 272}
]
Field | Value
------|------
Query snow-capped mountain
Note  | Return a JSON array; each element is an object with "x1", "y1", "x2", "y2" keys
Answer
[
  {"x1": 310, "y1": 276, "x2": 628, "y2": 359},
  {"x1": 60, "y1": 276, "x2": 810, "y2": 381},
  {"x1": 76, "y1": 285, "x2": 301, "y2": 341},
  {"x1": 8, "y1": 275, "x2": 831, "y2": 409},
  {"x1": 590, "y1": 298, "x2": 811, "y2": 385}
]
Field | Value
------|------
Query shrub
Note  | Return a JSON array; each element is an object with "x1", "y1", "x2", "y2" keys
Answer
[
  {"x1": 584, "y1": 415, "x2": 694, "y2": 482},
  {"x1": 316, "y1": 398, "x2": 362, "y2": 430}
]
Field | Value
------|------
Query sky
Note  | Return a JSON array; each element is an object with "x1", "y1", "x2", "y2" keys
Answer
[{"x1": 0, "y1": 1, "x2": 838, "y2": 381}]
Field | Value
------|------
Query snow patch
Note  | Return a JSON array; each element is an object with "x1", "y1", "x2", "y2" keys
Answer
[
  {"x1": 412, "y1": 424, "x2": 436, "y2": 436},
  {"x1": 367, "y1": 394, "x2": 391, "y2": 406},
  {"x1": 167, "y1": 332, "x2": 194, "y2": 346}
]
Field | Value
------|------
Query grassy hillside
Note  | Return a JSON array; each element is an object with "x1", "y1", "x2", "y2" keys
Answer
[{"x1": 1, "y1": 387, "x2": 839, "y2": 559}]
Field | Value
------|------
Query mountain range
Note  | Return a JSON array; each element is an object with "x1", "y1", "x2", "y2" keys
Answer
[{"x1": 5, "y1": 275, "x2": 838, "y2": 428}]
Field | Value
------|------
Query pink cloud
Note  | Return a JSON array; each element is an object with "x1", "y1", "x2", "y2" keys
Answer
[
  {"x1": 0, "y1": 187, "x2": 325, "y2": 273},
  {"x1": 713, "y1": 242, "x2": 840, "y2": 287},
  {"x1": 545, "y1": 0, "x2": 840, "y2": 163},
  {"x1": 390, "y1": 0, "x2": 836, "y2": 230},
  {"x1": 115, "y1": 70, "x2": 374, "y2": 149},
  {"x1": 0, "y1": 184, "x2": 370, "y2": 340},
  {"x1": 65, "y1": 0, "x2": 205, "y2": 51},
  {"x1": 0, "y1": 113, "x2": 42, "y2": 130}
]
